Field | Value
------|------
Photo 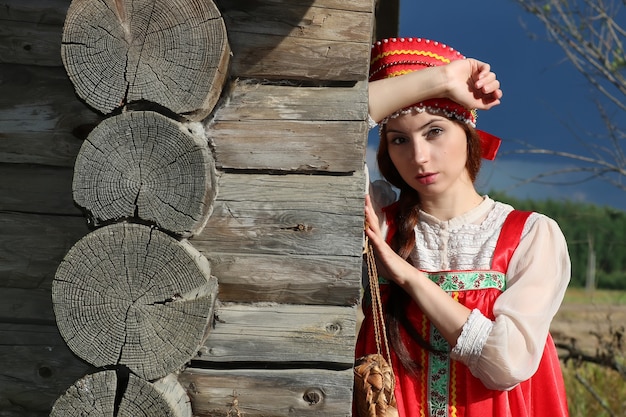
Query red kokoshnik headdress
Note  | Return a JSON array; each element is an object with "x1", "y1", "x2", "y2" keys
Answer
[{"x1": 370, "y1": 37, "x2": 501, "y2": 160}]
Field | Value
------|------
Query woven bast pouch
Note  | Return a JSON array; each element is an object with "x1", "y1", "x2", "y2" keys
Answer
[{"x1": 353, "y1": 353, "x2": 399, "y2": 417}]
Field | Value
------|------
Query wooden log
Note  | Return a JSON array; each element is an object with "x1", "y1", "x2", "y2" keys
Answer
[
  {"x1": 52, "y1": 222, "x2": 218, "y2": 380},
  {"x1": 0, "y1": 212, "x2": 88, "y2": 290},
  {"x1": 217, "y1": 0, "x2": 371, "y2": 81},
  {"x1": 50, "y1": 371, "x2": 192, "y2": 417},
  {"x1": 179, "y1": 368, "x2": 353, "y2": 417},
  {"x1": 0, "y1": 288, "x2": 55, "y2": 323},
  {"x1": 72, "y1": 111, "x2": 218, "y2": 237},
  {"x1": 0, "y1": 0, "x2": 68, "y2": 67},
  {"x1": 0, "y1": 163, "x2": 80, "y2": 215},
  {"x1": 206, "y1": 253, "x2": 361, "y2": 305},
  {"x1": 61, "y1": 0, "x2": 230, "y2": 119},
  {"x1": 190, "y1": 172, "x2": 365, "y2": 305},
  {"x1": 0, "y1": 64, "x2": 101, "y2": 167},
  {"x1": 1, "y1": 0, "x2": 371, "y2": 81},
  {"x1": 191, "y1": 171, "x2": 366, "y2": 257},
  {"x1": 0, "y1": 323, "x2": 93, "y2": 416},
  {"x1": 197, "y1": 303, "x2": 357, "y2": 365},
  {"x1": 214, "y1": 79, "x2": 368, "y2": 122},
  {"x1": 209, "y1": 119, "x2": 367, "y2": 172},
  {"x1": 208, "y1": 79, "x2": 368, "y2": 173}
]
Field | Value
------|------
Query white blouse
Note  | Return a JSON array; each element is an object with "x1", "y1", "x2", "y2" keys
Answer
[{"x1": 369, "y1": 180, "x2": 571, "y2": 391}]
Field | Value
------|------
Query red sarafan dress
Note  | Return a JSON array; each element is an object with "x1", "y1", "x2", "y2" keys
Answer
[{"x1": 356, "y1": 197, "x2": 570, "y2": 417}]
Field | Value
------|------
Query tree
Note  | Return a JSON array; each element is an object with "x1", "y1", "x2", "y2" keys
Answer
[{"x1": 511, "y1": 0, "x2": 626, "y2": 192}]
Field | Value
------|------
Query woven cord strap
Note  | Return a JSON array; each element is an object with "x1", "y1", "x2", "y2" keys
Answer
[{"x1": 364, "y1": 235, "x2": 393, "y2": 370}]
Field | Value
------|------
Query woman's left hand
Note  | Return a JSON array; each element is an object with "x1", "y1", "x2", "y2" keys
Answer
[{"x1": 364, "y1": 195, "x2": 420, "y2": 288}]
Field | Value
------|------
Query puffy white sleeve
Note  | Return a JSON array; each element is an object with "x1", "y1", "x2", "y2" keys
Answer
[{"x1": 451, "y1": 214, "x2": 571, "y2": 390}]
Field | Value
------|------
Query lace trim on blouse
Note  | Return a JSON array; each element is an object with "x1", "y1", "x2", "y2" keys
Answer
[{"x1": 450, "y1": 309, "x2": 494, "y2": 368}]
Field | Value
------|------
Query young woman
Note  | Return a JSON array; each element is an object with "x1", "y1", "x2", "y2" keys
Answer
[{"x1": 356, "y1": 37, "x2": 570, "y2": 417}]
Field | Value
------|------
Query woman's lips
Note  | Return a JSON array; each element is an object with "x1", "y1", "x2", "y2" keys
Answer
[{"x1": 416, "y1": 173, "x2": 437, "y2": 185}]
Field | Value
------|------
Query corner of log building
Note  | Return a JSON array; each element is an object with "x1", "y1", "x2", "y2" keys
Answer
[{"x1": 0, "y1": 0, "x2": 399, "y2": 415}]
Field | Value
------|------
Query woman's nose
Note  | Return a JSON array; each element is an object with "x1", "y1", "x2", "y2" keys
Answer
[{"x1": 411, "y1": 139, "x2": 429, "y2": 164}]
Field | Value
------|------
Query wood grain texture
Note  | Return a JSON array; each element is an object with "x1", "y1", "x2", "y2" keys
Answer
[
  {"x1": 179, "y1": 367, "x2": 354, "y2": 417},
  {"x1": 61, "y1": 0, "x2": 230, "y2": 119},
  {"x1": 0, "y1": 212, "x2": 89, "y2": 290},
  {"x1": 192, "y1": 171, "x2": 366, "y2": 257},
  {"x1": 213, "y1": 79, "x2": 368, "y2": 122},
  {"x1": 50, "y1": 372, "x2": 192, "y2": 417},
  {"x1": 197, "y1": 303, "x2": 357, "y2": 365},
  {"x1": 207, "y1": 80, "x2": 368, "y2": 172},
  {"x1": 0, "y1": 64, "x2": 101, "y2": 167},
  {"x1": 52, "y1": 223, "x2": 218, "y2": 380},
  {"x1": 217, "y1": 0, "x2": 371, "y2": 81},
  {"x1": 206, "y1": 253, "x2": 361, "y2": 305},
  {"x1": 72, "y1": 111, "x2": 218, "y2": 236},
  {"x1": 209, "y1": 120, "x2": 366, "y2": 172},
  {"x1": 0, "y1": 323, "x2": 94, "y2": 416},
  {"x1": 0, "y1": 0, "x2": 69, "y2": 67}
]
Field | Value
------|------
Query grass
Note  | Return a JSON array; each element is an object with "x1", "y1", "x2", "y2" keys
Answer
[
  {"x1": 562, "y1": 361, "x2": 626, "y2": 417},
  {"x1": 562, "y1": 287, "x2": 626, "y2": 305},
  {"x1": 559, "y1": 287, "x2": 625, "y2": 417}
]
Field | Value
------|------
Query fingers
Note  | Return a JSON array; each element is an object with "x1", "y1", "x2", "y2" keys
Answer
[{"x1": 471, "y1": 60, "x2": 502, "y2": 100}]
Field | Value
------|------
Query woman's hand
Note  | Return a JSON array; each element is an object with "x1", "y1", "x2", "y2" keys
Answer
[
  {"x1": 444, "y1": 58, "x2": 503, "y2": 110},
  {"x1": 364, "y1": 195, "x2": 472, "y2": 345},
  {"x1": 364, "y1": 195, "x2": 418, "y2": 288},
  {"x1": 367, "y1": 59, "x2": 502, "y2": 124}
]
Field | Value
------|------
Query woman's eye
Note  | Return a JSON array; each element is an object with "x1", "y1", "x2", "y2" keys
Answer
[
  {"x1": 389, "y1": 136, "x2": 407, "y2": 145},
  {"x1": 426, "y1": 127, "x2": 443, "y2": 138}
]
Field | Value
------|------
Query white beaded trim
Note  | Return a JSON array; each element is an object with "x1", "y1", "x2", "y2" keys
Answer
[
  {"x1": 371, "y1": 37, "x2": 465, "y2": 60},
  {"x1": 380, "y1": 105, "x2": 477, "y2": 128}
]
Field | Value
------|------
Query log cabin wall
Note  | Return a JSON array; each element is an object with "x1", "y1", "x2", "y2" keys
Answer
[{"x1": 0, "y1": 0, "x2": 400, "y2": 416}]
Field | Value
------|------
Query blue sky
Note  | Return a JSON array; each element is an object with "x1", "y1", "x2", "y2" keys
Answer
[{"x1": 367, "y1": 0, "x2": 626, "y2": 211}]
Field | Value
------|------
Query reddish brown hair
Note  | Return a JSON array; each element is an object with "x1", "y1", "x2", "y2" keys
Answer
[{"x1": 376, "y1": 117, "x2": 483, "y2": 374}]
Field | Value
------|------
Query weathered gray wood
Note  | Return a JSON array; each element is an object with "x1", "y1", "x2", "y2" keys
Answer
[
  {"x1": 50, "y1": 371, "x2": 117, "y2": 417},
  {"x1": 207, "y1": 80, "x2": 368, "y2": 172},
  {"x1": 0, "y1": 288, "x2": 54, "y2": 323},
  {"x1": 198, "y1": 303, "x2": 357, "y2": 365},
  {"x1": 191, "y1": 171, "x2": 366, "y2": 257},
  {"x1": 1, "y1": 1, "x2": 371, "y2": 81},
  {"x1": 0, "y1": 64, "x2": 100, "y2": 167},
  {"x1": 0, "y1": 323, "x2": 93, "y2": 416},
  {"x1": 52, "y1": 223, "x2": 218, "y2": 380},
  {"x1": 0, "y1": 212, "x2": 88, "y2": 290},
  {"x1": 0, "y1": 163, "x2": 80, "y2": 215},
  {"x1": 61, "y1": 0, "x2": 230, "y2": 119},
  {"x1": 217, "y1": 0, "x2": 373, "y2": 13},
  {"x1": 207, "y1": 253, "x2": 361, "y2": 305},
  {"x1": 214, "y1": 79, "x2": 368, "y2": 122},
  {"x1": 217, "y1": 0, "x2": 371, "y2": 41},
  {"x1": 179, "y1": 368, "x2": 353, "y2": 417},
  {"x1": 217, "y1": 0, "x2": 371, "y2": 81},
  {"x1": 226, "y1": 33, "x2": 369, "y2": 82},
  {"x1": 0, "y1": 0, "x2": 69, "y2": 70},
  {"x1": 73, "y1": 112, "x2": 218, "y2": 237},
  {"x1": 0, "y1": 0, "x2": 69, "y2": 24},
  {"x1": 50, "y1": 371, "x2": 192, "y2": 417},
  {"x1": 208, "y1": 120, "x2": 366, "y2": 172}
]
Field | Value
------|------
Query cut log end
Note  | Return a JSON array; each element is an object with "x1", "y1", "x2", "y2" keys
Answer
[
  {"x1": 72, "y1": 110, "x2": 218, "y2": 237},
  {"x1": 61, "y1": 0, "x2": 230, "y2": 118},
  {"x1": 52, "y1": 223, "x2": 218, "y2": 380},
  {"x1": 51, "y1": 371, "x2": 192, "y2": 417}
]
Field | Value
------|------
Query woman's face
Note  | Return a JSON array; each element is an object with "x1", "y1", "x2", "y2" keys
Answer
[{"x1": 384, "y1": 111, "x2": 473, "y2": 199}]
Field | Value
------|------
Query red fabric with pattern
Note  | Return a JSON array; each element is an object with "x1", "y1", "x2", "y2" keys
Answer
[{"x1": 355, "y1": 209, "x2": 569, "y2": 417}]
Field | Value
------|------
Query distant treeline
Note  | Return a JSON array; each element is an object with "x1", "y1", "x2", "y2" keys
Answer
[{"x1": 488, "y1": 191, "x2": 626, "y2": 290}]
